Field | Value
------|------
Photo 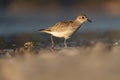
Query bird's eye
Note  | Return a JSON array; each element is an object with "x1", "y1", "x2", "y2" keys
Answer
[{"x1": 82, "y1": 16, "x2": 85, "y2": 19}]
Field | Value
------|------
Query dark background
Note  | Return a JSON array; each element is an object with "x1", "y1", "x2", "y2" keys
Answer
[
  {"x1": 0, "y1": 0, "x2": 120, "y2": 35},
  {"x1": 0, "y1": 0, "x2": 120, "y2": 48}
]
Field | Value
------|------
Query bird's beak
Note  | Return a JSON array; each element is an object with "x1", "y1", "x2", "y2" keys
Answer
[{"x1": 87, "y1": 19, "x2": 92, "y2": 23}]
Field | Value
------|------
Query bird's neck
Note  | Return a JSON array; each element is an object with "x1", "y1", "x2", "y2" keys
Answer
[{"x1": 72, "y1": 20, "x2": 83, "y2": 27}]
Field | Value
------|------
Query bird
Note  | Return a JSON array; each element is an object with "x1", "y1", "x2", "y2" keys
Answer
[{"x1": 39, "y1": 14, "x2": 92, "y2": 49}]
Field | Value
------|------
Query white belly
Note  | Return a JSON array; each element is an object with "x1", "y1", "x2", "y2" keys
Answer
[{"x1": 50, "y1": 31, "x2": 74, "y2": 38}]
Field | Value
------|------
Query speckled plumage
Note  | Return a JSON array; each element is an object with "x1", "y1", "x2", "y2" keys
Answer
[{"x1": 39, "y1": 14, "x2": 92, "y2": 49}]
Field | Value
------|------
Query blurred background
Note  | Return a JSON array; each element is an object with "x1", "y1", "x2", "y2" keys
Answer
[
  {"x1": 1, "y1": 1, "x2": 120, "y2": 80},
  {"x1": 0, "y1": 0, "x2": 120, "y2": 49}
]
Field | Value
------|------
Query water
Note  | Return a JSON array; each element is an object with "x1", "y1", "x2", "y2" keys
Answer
[{"x1": 0, "y1": 12, "x2": 120, "y2": 36}]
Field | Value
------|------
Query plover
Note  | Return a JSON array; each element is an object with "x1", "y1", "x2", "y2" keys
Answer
[{"x1": 39, "y1": 14, "x2": 92, "y2": 49}]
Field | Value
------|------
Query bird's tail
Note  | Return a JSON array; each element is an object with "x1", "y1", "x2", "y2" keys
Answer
[
  {"x1": 38, "y1": 29, "x2": 51, "y2": 33},
  {"x1": 38, "y1": 29, "x2": 45, "y2": 32}
]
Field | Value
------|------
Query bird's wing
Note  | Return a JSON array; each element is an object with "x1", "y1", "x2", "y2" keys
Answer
[{"x1": 47, "y1": 20, "x2": 74, "y2": 32}]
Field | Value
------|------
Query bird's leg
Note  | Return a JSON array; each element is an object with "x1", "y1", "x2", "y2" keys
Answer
[
  {"x1": 50, "y1": 35, "x2": 55, "y2": 49},
  {"x1": 64, "y1": 39, "x2": 67, "y2": 48}
]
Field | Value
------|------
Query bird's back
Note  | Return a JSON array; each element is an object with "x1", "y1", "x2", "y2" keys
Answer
[{"x1": 47, "y1": 20, "x2": 74, "y2": 32}]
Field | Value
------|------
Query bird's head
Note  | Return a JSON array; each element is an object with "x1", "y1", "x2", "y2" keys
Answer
[{"x1": 76, "y1": 14, "x2": 92, "y2": 23}]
